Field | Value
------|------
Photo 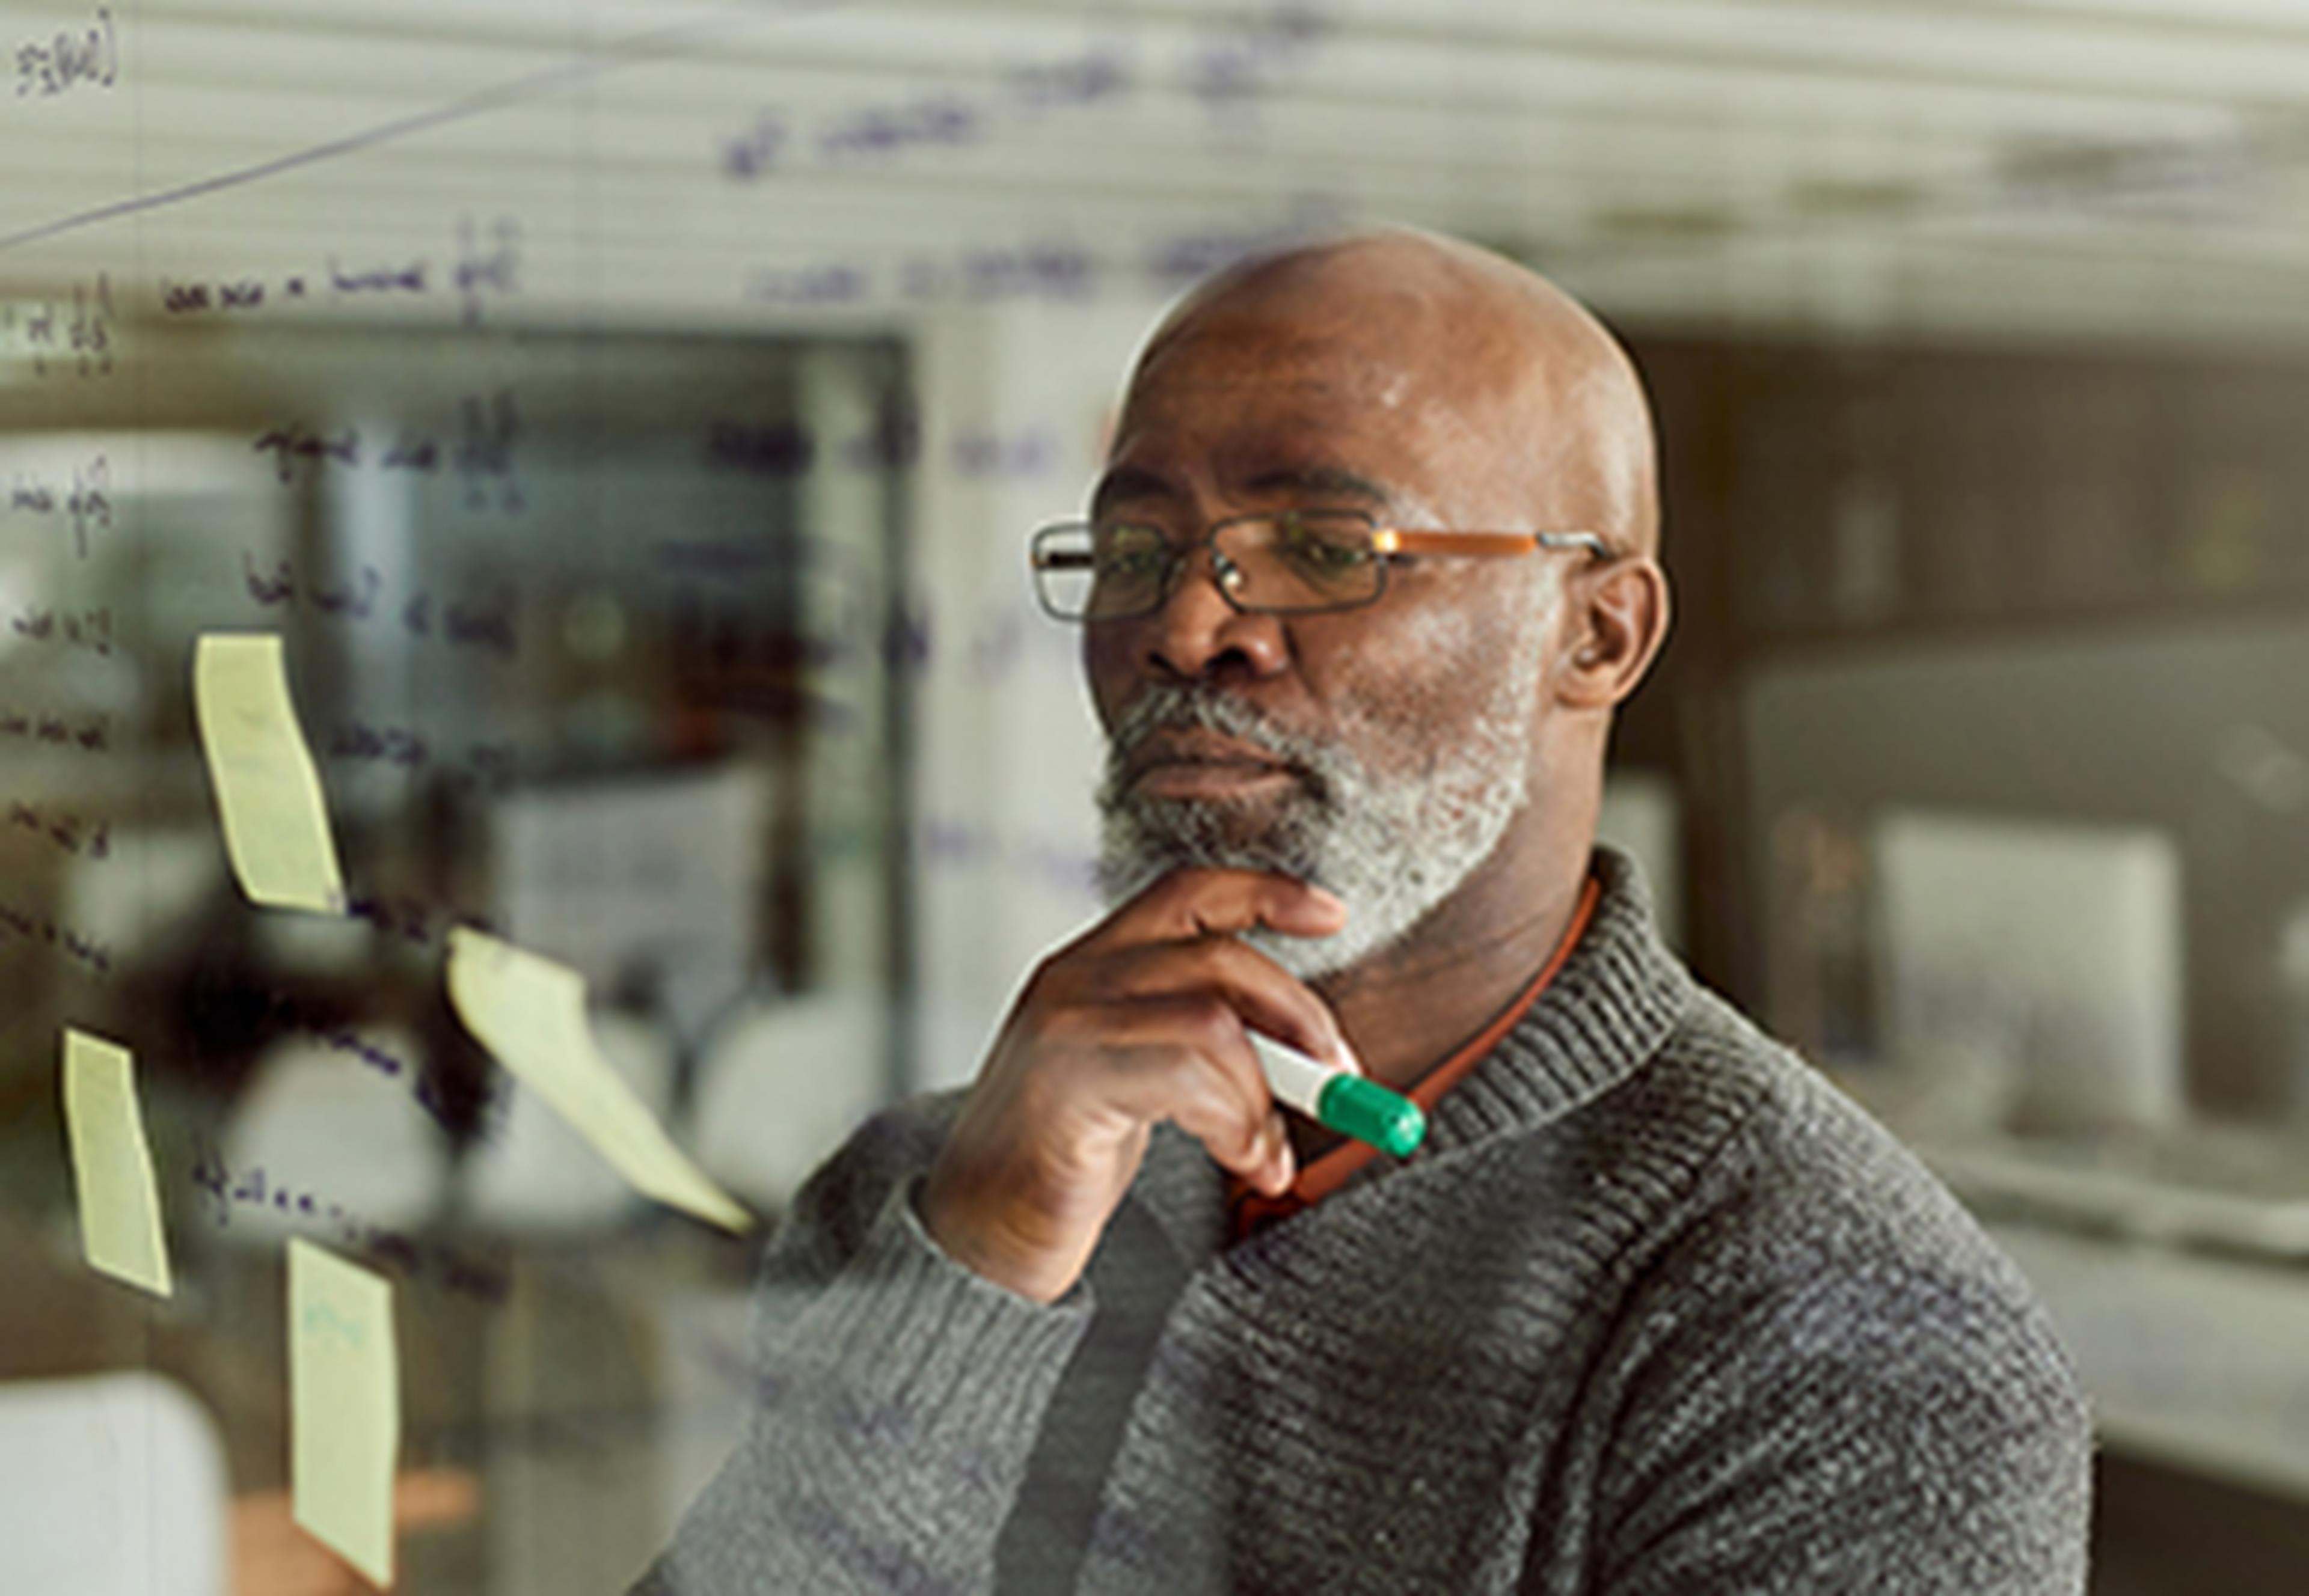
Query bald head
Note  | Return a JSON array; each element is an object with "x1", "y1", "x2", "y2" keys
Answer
[
  {"x1": 1126, "y1": 229, "x2": 1660, "y2": 559},
  {"x1": 1088, "y1": 227, "x2": 1677, "y2": 1008}
]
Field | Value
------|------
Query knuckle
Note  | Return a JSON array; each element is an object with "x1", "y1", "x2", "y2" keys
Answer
[
  {"x1": 1034, "y1": 1001, "x2": 1095, "y2": 1047},
  {"x1": 1182, "y1": 996, "x2": 1240, "y2": 1054},
  {"x1": 1230, "y1": 1110, "x2": 1269, "y2": 1158},
  {"x1": 1188, "y1": 934, "x2": 1248, "y2": 977}
]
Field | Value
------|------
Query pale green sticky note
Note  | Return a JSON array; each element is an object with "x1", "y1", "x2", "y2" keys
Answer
[
  {"x1": 61, "y1": 1029, "x2": 173, "y2": 1298},
  {"x1": 290, "y1": 1238, "x2": 398, "y2": 1589},
  {"x1": 446, "y1": 929, "x2": 752, "y2": 1234},
  {"x1": 193, "y1": 633, "x2": 346, "y2": 914}
]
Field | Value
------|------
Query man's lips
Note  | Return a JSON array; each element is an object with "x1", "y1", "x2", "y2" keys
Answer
[{"x1": 1123, "y1": 730, "x2": 1296, "y2": 795}]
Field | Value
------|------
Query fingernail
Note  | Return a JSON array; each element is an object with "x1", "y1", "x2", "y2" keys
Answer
[
  {"x1": 1332, "y1": 1039, "x2": 1364, "y2": 1076},
  {"x1": 1307, "y1": 884, "x2": 1346, "y2": 915}
]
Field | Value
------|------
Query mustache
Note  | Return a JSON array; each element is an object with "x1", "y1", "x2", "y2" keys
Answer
[{"x1": 1100, "y1": 685, "x2": 1330, "y2": 800}]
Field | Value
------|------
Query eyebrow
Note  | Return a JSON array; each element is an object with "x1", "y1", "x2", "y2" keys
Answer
[
  {"x1": 1088, "y1": 463, "x2": 1176, "y2": 521},
  {"x1": 1089, "y1": 462, "x2": 1396, "y2": 521},
  {"x1": 1240, "y1": 465, "x2": 1393, "y2": 509}
]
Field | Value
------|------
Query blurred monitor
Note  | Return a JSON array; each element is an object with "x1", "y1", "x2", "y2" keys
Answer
[
  {"x1": 1873, "y1": 809, "x2": 2184, "y2": 1136},
  {"x1": 490, "y1": 763, "x2": 769, "y2": 1020}
]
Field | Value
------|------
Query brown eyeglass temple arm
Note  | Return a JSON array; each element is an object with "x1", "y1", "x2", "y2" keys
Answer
[
  {"x1": 1370, "y1": 528, "x2": 1610, "y2": 558},
  {"x1": 1031, "y1": 532, "x2": 1610, "y2": 569}
]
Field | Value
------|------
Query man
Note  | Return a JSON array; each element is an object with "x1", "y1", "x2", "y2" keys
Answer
[{"x1": 637, "y1": 230, "x2": 2093, "y2": 1593}]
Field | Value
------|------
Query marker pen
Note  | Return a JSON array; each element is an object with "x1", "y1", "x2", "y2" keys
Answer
[{"x1": 1247, "y1": 1031, "x2": 1426, "y2": 1157}]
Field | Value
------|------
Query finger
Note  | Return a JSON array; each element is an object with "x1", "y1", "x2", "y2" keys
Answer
[
  {"x1": 1082, "y1": 998, "x2": 1296, "y2": 1193},
  {"x1": 1093, "y1": 935, "x2": 1360, "y2": 1074},
  {"x1": 1114, "y1": 1049, "x2": 1291, "y2": 1196},
  {"x1": 1051, "y1": 985, "x2": 1289, "y2": 1143},
  {"x1": 1083, "y1": 867, "x2": 1346, "y2": 953}
]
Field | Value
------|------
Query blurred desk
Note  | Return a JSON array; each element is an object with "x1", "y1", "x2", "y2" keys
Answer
[
  {"x1": 1916, "y1": 1125, "x2": 2309, "y2": 1259},
  {"x1": 1898, "y1": 1125, "x2": 2309, "y2": 1503}
]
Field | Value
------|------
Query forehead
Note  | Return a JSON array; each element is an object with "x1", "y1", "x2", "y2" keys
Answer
[{"x1": 1101, "y1": 322, "x2": 1498, "y2": 512}]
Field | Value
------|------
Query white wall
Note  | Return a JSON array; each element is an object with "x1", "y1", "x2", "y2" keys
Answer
[{"x1": 907, "y1": 293, "x2": 1173, "y2": 1093}]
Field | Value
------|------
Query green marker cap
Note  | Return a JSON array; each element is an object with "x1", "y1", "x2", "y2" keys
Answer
[{"x1": 1316, "y1": 1074, "x2": 1427, "y2": 1158}]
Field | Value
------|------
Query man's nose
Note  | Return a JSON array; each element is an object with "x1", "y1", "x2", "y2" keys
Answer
[{"x1": 1142, "y1": 543, "x2": 1287, "y2": 682}]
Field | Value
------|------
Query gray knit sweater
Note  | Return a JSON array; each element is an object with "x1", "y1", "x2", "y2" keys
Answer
[{"x1": 634, "y1": 847, "x2": 2094, "y2": 1593}]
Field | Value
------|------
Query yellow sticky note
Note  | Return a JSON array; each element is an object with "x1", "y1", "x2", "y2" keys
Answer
[
  {"x1": 446, "y1": 929, "x2": 752, "y2": 1234},
  {"x1": 61, "y1": 1028, "x2": 173, "y2": 1298},
  {"x1": 193, "y1": 633, "x2": 346, "y2": 914},
  {"x1": 290, "y1": 1238, "x2": 399, "y2": 1589}
]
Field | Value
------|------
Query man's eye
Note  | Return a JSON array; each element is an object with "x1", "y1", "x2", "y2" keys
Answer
[
  {"x1": 1095, "y1": 532, "x2": 1169, "y2": 578},
  {"x1": 1297, "y1": 540, "x2": 1367, "y2": 570},
  {"x1": 1279, "y1": 524, "x2": 1372, "y2": 571}
]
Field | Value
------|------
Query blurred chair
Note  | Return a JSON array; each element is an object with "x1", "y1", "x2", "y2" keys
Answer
[
  {"x1": 462, "y1": 1008, "x2": 677, "y2": 1231},
  {"x1": 631, "y1": 993, "x2": 891, "y2": 1584},
  {"x1": 0, "y1": 1372, "x2": 228, "y2": 1596},
  {"x1": 691, "y1": 990, "x2": 888, "y2": 1214},
  {"x1": 642, "y1": 1288, "x2": 756, "y2": 1553},
  {"x1": 219, "y1": 1026, "x2": 448, "y2": 1242}
]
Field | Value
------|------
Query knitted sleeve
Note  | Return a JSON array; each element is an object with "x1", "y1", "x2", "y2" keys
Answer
[
  {"x1": 628, "y1": 1097, "x2": 1097, "y2": 1596},
  {"x1": 1584, "y1": 1151, "x2": 2097, "y2": 1594}
]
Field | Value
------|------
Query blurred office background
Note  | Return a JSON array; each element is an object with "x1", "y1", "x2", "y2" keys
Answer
[{"x1": 5, "y1": 1, "x2": 2309, "y2": 1589}]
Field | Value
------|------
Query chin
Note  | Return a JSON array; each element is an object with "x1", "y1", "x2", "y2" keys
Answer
[
  {"x1": 1096, "y1": 802, "x2": 1311, "y2": 910},
  {"x1": 1173, "y1": 790, "x2": 1299, "y2": 847}
]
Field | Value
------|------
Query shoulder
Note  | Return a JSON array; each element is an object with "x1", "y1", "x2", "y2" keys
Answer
[
  {"x1": 1565, "y1": 992, "x2": 2095, "y2": 1586},
  {"x1": 1592, "y1": 980, "x2": 2077, "y2": 1362},
  {"x1": 1645, "y1": 983, "x2": 2062, "y2": 1325}
]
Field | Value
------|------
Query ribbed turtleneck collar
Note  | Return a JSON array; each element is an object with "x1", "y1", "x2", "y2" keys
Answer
[
  {"x1": 1420, "y1": 843, "x2": 1693, "y2": 1154},
  {"x1": 1130, "y1": 843, "x2": 1694, "y2": 1262}
]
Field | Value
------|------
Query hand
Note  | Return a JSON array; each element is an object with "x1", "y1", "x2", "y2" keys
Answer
[{"x1": 921, "y1": 869, "x2": 1354, "y2": 1303}]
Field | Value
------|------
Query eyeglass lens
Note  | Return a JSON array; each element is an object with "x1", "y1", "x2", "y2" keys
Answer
[{"x1": 1037, "y1": 512, "x2": 1382, "y2": 619}]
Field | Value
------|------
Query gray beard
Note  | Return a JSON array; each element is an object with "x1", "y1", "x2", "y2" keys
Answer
[{"x1": 1094, "y1": 652, "x2": 1542, "y2": 981}]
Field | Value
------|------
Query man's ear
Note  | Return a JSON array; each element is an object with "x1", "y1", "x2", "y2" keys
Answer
[{"x1": 1557, "y1": 557, "x2": 1670, "y2": 710}]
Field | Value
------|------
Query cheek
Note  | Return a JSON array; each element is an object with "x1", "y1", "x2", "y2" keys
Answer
[
  {"x1": 1082, "y1": 626, "x2": 1135, "y2": 725},
  {"x1": 1318, "y1": 585, "x2": 1541, "y2": 763}
]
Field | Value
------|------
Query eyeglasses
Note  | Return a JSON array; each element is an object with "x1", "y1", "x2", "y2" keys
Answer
[{"x1": 1028, "y1": 508, "x2": 1609, "y2": 622}]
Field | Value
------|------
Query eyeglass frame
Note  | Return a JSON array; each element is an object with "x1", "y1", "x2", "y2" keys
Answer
[{"x1": 1026, "y1": 507, "x2": 1613, "y2": 623}]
